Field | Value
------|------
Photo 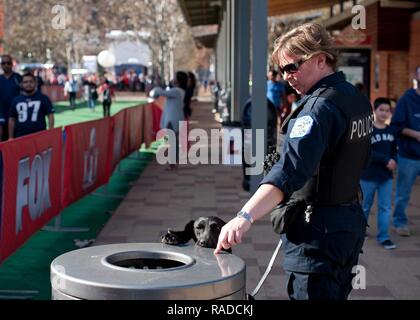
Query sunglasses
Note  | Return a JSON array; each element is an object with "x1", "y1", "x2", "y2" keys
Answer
[
  {"x1": 1, "y1": 61, "x2": 12, "y2": 65},
  {"x1": 279, "y1": 58, "x2": 309, "y2": 75}
]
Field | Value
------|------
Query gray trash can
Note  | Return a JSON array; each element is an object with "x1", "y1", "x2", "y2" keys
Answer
[{"x1": 51, "y1": 243, "x2": 246, "y2": 300}]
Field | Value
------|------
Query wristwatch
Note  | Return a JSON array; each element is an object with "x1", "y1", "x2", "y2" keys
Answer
[{"x1": 236, "y1": 211, "x2": 254, "y2": 224}]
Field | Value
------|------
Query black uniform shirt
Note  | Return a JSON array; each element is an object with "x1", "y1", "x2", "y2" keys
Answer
[{"x1": 261, "y1": 72, "x2": 359, "y2": 202}]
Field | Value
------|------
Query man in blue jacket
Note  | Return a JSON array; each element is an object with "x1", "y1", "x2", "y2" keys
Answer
[
  {"x1": 0, "y1": 54, "x2": 22, "y2": 141},
  {"x1": 391, "y1": 66, "x2": 420, "y2": 237}
]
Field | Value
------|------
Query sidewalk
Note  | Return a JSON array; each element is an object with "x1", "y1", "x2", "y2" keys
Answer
[{"x1": 95, "y1": 97, "x2": 420, "y2": 300}]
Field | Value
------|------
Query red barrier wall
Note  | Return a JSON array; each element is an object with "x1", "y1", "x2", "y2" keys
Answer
[
  {"x1": 0, "y1": 128, "x2": 63, "y2": 263},
  {"x1": 144, "y1": 103, "x2": 163, "y2": 148},
  {"x1": 62, "y1": 118, "x2": 113, "y2": 208},
  {"x1": 111, "y1": 109, "x2": 128, "y2": 170},
  {"x1": 125, "y1": 105, "x2": 145, "y2": 155},
  {"x1": 0, "y1": 99, "x2": 163, "y2": 264}
]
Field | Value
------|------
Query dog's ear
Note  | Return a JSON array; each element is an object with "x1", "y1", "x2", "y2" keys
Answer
[{"x1": 184, "y1": 220, "x2": 197, "y2": 242}]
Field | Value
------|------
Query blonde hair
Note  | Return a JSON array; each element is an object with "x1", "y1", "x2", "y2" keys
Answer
[{"x1": 272, "y1": 23, "x2": 338, "y2": 70}]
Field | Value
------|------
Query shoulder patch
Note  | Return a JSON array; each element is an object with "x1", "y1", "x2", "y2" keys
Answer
[{"x1": 290, "y1": 116, "x2": 314, "y2": 138}]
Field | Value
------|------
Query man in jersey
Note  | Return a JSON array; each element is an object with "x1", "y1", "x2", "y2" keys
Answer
[{"x1": 8, "y1": 73, "x2": 55, "y2": 139}]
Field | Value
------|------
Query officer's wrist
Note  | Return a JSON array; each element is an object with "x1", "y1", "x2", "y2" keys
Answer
[{"x1": 236, "y1": 211, "x2": 254, "y2": 224}]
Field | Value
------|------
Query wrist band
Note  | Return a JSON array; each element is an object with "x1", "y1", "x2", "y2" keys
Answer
[{"x1": 237, "y1": 211, "x2": 254, "y2": 224}]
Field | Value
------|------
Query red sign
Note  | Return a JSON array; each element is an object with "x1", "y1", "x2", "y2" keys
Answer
[
  {"x1": 0, "y1": 128, "x2": 62, "y2": 264},
  {"x1": 333, "y1": 26, "x2": 372, "y2": 46},
  {"x1": 62, "y1": 118, "x2": 112, "y2": 207},
  {"x1": 125, "y1": 105, "x2": 144, "y2": 155},
  {"x1": 111, "y1": 109, "x2": 128, "y2": 170}
]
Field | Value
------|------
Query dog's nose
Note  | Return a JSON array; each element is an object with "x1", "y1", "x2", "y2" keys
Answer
[{"x1": 197, "y1": 240, "x2": 210, "y2": 247}]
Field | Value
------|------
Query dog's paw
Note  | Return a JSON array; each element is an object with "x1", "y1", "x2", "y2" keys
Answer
[{"x1": 161, "y1": 229, "x2": 181, "y2": 245}]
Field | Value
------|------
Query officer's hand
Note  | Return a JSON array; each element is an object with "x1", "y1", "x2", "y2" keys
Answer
[
  {"x1": 214, "y1": 217, "x2": 251, "y2": 254},
  {"x1": 387, "y1": 159, "x2": 397, "y2": 171}
]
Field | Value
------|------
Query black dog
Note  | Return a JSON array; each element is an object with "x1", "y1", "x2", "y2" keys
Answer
[{"x1": 161, "y1": 216, "x2": 231, "y2": 253}]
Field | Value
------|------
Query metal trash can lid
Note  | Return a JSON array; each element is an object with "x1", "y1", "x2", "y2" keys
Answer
[{"x1": 51, "y1": 243, "x2": 246, "y2": 300}]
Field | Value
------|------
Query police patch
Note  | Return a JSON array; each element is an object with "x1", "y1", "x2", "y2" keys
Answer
[{"x1": 290, "y1": 116, "x2": 314, "y2": 138}]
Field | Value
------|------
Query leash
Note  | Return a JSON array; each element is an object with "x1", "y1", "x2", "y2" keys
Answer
[{"x1": 249, "y1": 237, "x2": 283, "y2": 298}]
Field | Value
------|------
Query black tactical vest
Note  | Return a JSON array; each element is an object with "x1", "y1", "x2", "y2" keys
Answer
[{"x1": 284, "y1": 86, "x2": 374, "y2": 206}]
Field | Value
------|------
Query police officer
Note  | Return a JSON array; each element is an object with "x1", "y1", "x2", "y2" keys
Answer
[{"x1": 215, "y1": 23, "x2": 373, "y2": 300}]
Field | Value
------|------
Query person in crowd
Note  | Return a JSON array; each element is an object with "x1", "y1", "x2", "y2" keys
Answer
[
  {"x1": 98, "y1": 77, "x2": 115, "y2": 117},
  {"x1": 184, "y1": 72, "x2": 197, "y2": 119},
  {"x1": 285, "y1": 84, "x2": 299, "y2": 114},
  {"x1": 151, "y1": 71, "x2": 188, "y2": 170},
  {"x1": 266, "y1": 69, "x2": 286, "y2": 115},
  {"x1": 57, "y1": 73, "x2": 67, "y2": 86},
  {"x1": 0, "y1": 54, "x2": 22, "y2": 141},
  {"x1": 390, "y1": 66, "x2": 420, "y2": 237},
  {"x1": 139, "y1": 73, "x2": 146, "y2": 93},
  {"x1": 86, "y1": 75, "x2": 98, "y2": 111},
  {"x1": 64, "y1": 75, "x2": 79, "y2": 110},
  {"x1": 34, "y1": 69, "x2": 45, "y2": 92},
  {"x1": 360, "y1": 98, "x2": 397, "y2": 249},
  {"x1": 8, "y1": 73, "x2": 54, "y2": 139}
]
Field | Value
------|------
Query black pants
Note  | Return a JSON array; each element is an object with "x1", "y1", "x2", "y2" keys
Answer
[
  {"x1": 166, "y1": 122, "x2": 180, "y2": 164},
  {"x1": 282, "y1": 204, "x2": 367, "y2": 300},
  {"x1": 103, "y1": 101, "x2": 112, "y2": 117},
  {"x1": 69, "y1": 92, "x2": 77, "y2": 110}
]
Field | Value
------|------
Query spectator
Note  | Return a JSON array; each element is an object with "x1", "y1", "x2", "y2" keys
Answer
[
  {"x1": 278, "y1": 83, "x2": 295, "y2": 125},
  {"x1": 286, "y1": 84, "x2": 299, "y2": 114},
  {"x1": 129, "y1": 71, "x2": 138, "y2": 92},
  {"x1": 139, "y1": 73, "x2": 146, "y2": 92},
  {"x1": 64, "y1": 75, "x2": 79, "y2": 110},
  {"x1": 266, "y1": 69, "x2": 286, "y2": 115},
  {"x1": 390, "y1": 66, "x2": 420, "y2": 237},
  {"x1": 98, "y1": 77, "x2": 115, "y2": 117},
  {"x1": 360, "y1": 98, "x2": 397, "y2": 249},
  {"x1": 151, "y1": 71, "x2": 188, "y2": 170},
  {"x1": 57, "y1": 73, "x2": 67, "y2": 86},
  {"x1": 184, "y1": 72, "x2": 196, "y2": 119},
  {"x1": 34, "y1": 69, "x2": 44, "y2": 92},
  {"x1": 0, "y1": 54, "x2": 22, "y2": 141},
  {"x1": 86, "y1": 75, "x2": 98, "y2": 111},
  {"x1": 8, "y1": 73, "x2": 55, "y2": 139}
]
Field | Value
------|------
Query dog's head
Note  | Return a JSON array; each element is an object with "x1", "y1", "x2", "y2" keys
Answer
[{"x1": 193, "y1": 216, "x2": 226, "y2": 249}]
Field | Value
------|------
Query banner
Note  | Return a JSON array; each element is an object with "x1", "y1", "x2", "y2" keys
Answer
[
  {"x1": 62, "y1": 118, "x2": 112, "y2": 208},
  {"x1": 0, "y1": 128, "x2": 62, "y2": 264},
  {"x1": 111, "y1": 109, "x2": 128, "y2": 170},
  {"x1": 125, "y1": 105, "x2": 144, "y2": 155}
]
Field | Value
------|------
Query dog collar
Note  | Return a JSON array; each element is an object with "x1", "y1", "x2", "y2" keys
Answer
[{"x1": 237, "y1": 211, "x2": 254, "y2": 224}]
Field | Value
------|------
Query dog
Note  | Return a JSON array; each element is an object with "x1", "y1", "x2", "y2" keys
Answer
[{"x1": 161, "y1": 216, "x2": 231, "y2": 253}]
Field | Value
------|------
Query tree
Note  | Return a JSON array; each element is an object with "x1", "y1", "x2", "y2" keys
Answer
[
  {"x1": 3, "y1": 0, "x2": 199, "y2": 80},
  {"x1": 95, "y1": 0, "x2": 197, "y2": 82},
  {"x1": 3, "y1": 0, "x2": 105, "y2": 66}
]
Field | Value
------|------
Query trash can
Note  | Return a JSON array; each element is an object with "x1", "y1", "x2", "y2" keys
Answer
[{"x1": 51, "y1": 243, "x2": 246, "y2": 300}]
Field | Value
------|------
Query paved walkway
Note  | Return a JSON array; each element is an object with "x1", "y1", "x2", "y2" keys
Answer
[{"x1": 95, "y1": 97, "x2": 420, "y2": 300}]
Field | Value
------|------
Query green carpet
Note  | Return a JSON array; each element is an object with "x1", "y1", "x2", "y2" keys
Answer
[
  {"x1": 53, "y1": 99, "x2": 148, "y2": 127},
  {"x1": 0, "y1": 98, "x2": 161, "y2": 300}
]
